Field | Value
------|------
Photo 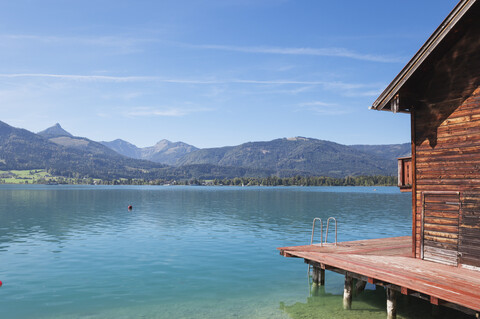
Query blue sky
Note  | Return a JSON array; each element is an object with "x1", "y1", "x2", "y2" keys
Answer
[{"x1": 0, "y1": 0, "x2": 458, "y2": 148}]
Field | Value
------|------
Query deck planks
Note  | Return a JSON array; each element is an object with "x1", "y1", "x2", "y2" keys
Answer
[{"x1": 278, "y1": 236, "x2": 480, "y2": 312}]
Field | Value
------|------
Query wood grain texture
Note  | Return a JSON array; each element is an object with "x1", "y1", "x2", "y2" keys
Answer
[
  {"x1": 278, "y1": 236, "x2": 480, "y2": 312},
  {"x1": 406, "y1": 4, "x2": 480, "y2": 259}
]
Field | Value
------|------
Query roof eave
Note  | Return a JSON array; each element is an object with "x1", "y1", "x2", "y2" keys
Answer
[{"x1": 370, "y1": 0, "x2": 477, "y2": 113}]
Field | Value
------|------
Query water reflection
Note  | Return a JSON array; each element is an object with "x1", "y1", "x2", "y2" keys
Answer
[
  {"x1": 0, "y1": 185, "x2": 415, "y2": 319},
  {"x1": 280, "y1": 280, "x2": 472, "y2": 319},
  {"x1": 0, "y1": 185, "x2": 412, "y2": 247}
]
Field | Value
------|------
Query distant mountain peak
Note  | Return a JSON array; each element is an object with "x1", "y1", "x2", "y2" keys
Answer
[
  {"x1": 101, "y1": 138, "x2": 198, "y2": 165},
  {"x1": 99, "y1": 139, "x2": 141, "y2": 159},
  {"x1": 38, "y1": 123, "x2": 73, "y2": 138},
  {"x1": 154, "y1": 139, "x2": 172, "y2": 148},
  {"x1": 286, "y1": 136, "x2": 311, "y2": 141},
  {"x1": 107, "y1": 138, "x2": 138, "y2": 147}
]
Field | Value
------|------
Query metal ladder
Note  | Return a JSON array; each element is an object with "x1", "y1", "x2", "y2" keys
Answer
[
  {"x1": 308, "y1": 217, "x2": 337, "y2": 276},
  {"x1": 310, "y1": 217, "x2": 337, "y2": 246}
]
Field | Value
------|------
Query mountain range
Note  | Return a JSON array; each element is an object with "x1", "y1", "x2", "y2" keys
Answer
[
  {"x1": 0, "y1": 121, "x2": 410, "y2": 180},
  {"x1": 100, "y1": 139, "x2": 198, "y2": 165},
  {"x1": 0, "y1": 121, "x2": 168, "y2": 180},
  {"x1": 101, "y1": 135, "x2": 410, "y2": 177}
]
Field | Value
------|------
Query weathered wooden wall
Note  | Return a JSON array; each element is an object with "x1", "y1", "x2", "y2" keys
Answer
[
  {"x1": 404, "y1": 2, "x2": 480, "y2": 266},
  {"x1": 414, "y1": 87, "x2": 480, "y2": 265},
  {"x1": 460, "y1": 192, "x2": 480, "y2": 267}
]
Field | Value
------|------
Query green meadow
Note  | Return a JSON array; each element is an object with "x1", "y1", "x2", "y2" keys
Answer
[
  {"x1": 0, "y1": 169, "x2": 100, "y2": 185},
  {"x1": 0, "y1": 169, "x2": 50, "y2": 184}
]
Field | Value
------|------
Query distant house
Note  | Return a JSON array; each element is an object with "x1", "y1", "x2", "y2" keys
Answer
[{"x1": 371, "y1": 0, "x2": 480, "y2": 269}]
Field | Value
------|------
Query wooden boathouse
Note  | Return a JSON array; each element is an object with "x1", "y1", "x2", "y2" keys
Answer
[{"x1": 279, "y1": 0, "x2": 480, "y2": 317}]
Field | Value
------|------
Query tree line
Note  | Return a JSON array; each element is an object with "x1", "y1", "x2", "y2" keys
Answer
[
  {"x1": 189, "y1": 175, "x2": 397, "y2": 186},
  {"x1": 0, "y1": 169, "x2": 397, "y2": 187}
]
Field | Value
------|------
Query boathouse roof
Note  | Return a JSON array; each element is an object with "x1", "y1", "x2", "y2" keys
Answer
[{"x1": 370, "y1": 0, "x2": 478, "y2": 113}]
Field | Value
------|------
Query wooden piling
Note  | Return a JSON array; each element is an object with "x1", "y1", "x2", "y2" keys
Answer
[
  {"x1": 279, "y1": 236, "x2": 480, "y2": 315},
  {"x1": 387, "y1": 288, "x2": 397, "y2": 319},
  {"x1": 312, "y1": 266, "x2": 319, "y2": 285},
  {"x1": 343, "y1": 274, "x2": 353, "y2": 310},
  {"x1": 311, "y1": 266, "x2": 325, "y2": 286}
]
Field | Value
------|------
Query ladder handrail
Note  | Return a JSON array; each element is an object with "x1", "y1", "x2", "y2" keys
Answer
[
  {"x1": 325, "y1": 217, "x2": 337, "y2": 245},
  {"x1": 308, "y1": 216, "x2": 338, "y2": 276},
  {"x1": 310, "y1": 218, "x2": 323, "y2": 246}
]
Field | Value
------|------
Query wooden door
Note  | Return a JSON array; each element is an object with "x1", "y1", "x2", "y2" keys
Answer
[
  {"x1": 459, "y1": 192, "x2": 480, "y2": 269},
  {"x1": 422, "y1": 192, "x2": 460, "y2": 266}
]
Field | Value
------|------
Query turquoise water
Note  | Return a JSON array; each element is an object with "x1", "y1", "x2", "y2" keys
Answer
[{"x1": 0, "y1": 185, "x2": 468, "y2": 318}]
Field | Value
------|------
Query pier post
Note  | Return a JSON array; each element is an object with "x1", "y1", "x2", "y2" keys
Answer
[
  {"x1": 312, "y1": 266, "x2": 325, "y2": 286},
  {"x1": 343, "y1": 274, "x2": 353, "y2": 310},
  {"x1": 312, "y1": 266, "x2": 319, "y2": 285},
  {"x1": 387, "y1": 288, "x2": 397, "y2": 319}
]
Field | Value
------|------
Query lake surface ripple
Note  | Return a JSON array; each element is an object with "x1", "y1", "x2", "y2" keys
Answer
[{"x1": 1, "y1": 185, "x2": 460, "y2": 318}]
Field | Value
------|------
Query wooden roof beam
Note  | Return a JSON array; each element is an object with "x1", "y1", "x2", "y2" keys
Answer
[{"x1": 370, "y1": 0, "x2": 477, "y2": 113}]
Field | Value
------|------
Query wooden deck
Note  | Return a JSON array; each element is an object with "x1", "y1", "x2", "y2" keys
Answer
[{"x1": 278, "y1": 236, "x2": 480, "y2": 314}]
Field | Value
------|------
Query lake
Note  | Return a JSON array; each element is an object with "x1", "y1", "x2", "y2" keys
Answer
[{"x1": 0, "y1": 185, "x2": 466, "y2": 318}]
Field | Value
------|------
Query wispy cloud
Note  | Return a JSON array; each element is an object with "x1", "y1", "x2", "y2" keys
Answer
[
  {"x1": 0, "y1": 73, "x2": 383, "y2": 90},
  {"x1": 0, "y1": 73, "x2": 385, "y2": 101},
  {"x1": 0, "y1": 73, "x2": 156, "y2": 82},
  {"x1": 2, "y1": 34, "x2": 142, "y2": 44},
  {"x1": 287, "y1": 85, "x2": 314, "y2": 94},
  {"x1": 0, "y1": 73, "x2": 234, "y2": 84},
  {"x1": 124, "y1": 106, "x2": 213, "y2": 117},
  {"x1": 297, "y1": 101, "x2": 348, "y2": 115},
  {"x1": 182, "y1": 44, "x2": 404, "y2": 63},
  {"x1": 209, "y1": 0, "x2": 289, "y2": 7},
  {"x1": 301, "y1": 101, "x2": 337, "y2": 107},
  {"x1": 0, "y1": 34, "x2": 154, "y2": 54},
  {"x1": 352, "y1": 89, "x2": 384, "y2": 97},
  {"x1": 0, "y1": 33, "x2": 405, "y2": 63}
]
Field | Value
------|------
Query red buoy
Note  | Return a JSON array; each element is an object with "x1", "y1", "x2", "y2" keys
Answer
[
  {"x1": 128, "y1": 205, "x2": 133, "y2": 210},
  {"x1": 0, "y1": 280, "x2": 3, "y2": 287}
]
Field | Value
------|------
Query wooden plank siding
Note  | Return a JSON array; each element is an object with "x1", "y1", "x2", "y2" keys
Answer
[
  {"x1": 413, "y1": 87, "x2": 480, "y2": 263},
  {"x1": 413, "y1": 88, "x2": 480, "y2": 264},
  {"x1": 407, "y1": 3, "x2": 480, "y2": 265},
  {"x1": 459, "y1": 193, "x2": 480, "y2": 268}
]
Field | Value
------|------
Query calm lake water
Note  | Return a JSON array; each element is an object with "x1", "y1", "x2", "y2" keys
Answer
[{"x1": 0, "y1": 185, "x2": 468, "y2": 318}]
